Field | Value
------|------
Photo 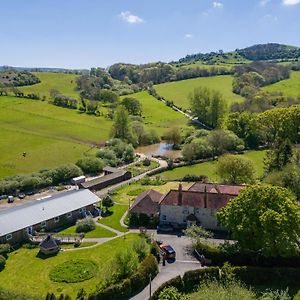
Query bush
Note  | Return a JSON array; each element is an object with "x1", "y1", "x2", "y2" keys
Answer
[
  {"x1": 0, "y1": 244, "x2": 10, "y2": 257},
  {"x1": 0, "y1": 255, "x2": 6, "y2": 271},
  {"x1": 90, "y1": 254, "x2": 158, "y2": 300},
  {"x1": 76, "y1": 157, "x2": 104, "y2": 174},
  {"x1": 150, "y1": 242, "x2": 161, "y2": 263},
  {"x1": 142, "y1": 158, "x2": 151, "y2": 166},
  {"x1": 150, "y1": 276, "x2": 184, "y2": 300},
  {"x1": 76, "y1": 218, "x2": 96, "y2": 233},
  {"x1": 132, "y1": 239, "x2": 148, "y2": 262},
  {"x1": 180, "y1": 174, "x2": 208, "y2": 182}
]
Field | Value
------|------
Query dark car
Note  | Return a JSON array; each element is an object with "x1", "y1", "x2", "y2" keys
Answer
[
  {"x1": 18, "y1": 193, "x2": 26, "y2": 199},
  {"x1": 157, "y1": 224, "x2": 173, "y2": 233},
  {"x1": 159, "y1": 244, "x2": 176, "y2": 259}
]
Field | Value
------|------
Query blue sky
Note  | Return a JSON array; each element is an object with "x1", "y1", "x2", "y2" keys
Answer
[{"x1": 0, "y1": 0, "x2": 299, "y2": 68}]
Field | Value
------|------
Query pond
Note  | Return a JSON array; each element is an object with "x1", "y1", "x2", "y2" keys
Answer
[{"x1": 136, "y1": 142, "x2": 181, "y2": 159}]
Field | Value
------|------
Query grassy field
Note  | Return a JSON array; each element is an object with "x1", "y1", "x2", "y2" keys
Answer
[
  {"x1": 57, "y1": 224, "x2": 116, "y2": 238},
  {"x1": 112, "y1": 181, "x2": 193, "y2": 205},
  {"x1": 21, "y1": 72, "x2": 80, "y2": 99},
  {"x1": 154, "y1": 76, "x2": 244, "y2": 110},
  {"x1": 98, "y1": 204, "x2": 129, "y2": 232},
  {"x1": 122, "y1": 91, "x2": 190, "y2": 136},
  {"x1": 0, "y1": 234, "x2": 141, "y2": 298},
  {"x1": 159, "y1": 150, "x2": 266, "y2": 181},
  {"x1": 0, "y1": 96, "x2": 112, "y2": 178},
  {"x1": 263, "y1": 71, "x2": 300, "y2": 98}
]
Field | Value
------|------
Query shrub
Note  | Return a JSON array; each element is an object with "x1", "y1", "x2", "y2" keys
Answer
[
  {"x1": 151, "y1": 276, "x2": 184, "y2": 300},
  {"x1": 76, "y1": 218, "x2": 96, "y2": 233},
  {"x1": 150, "y1": 242, "x2": 161, "y2": 263},
  {"x1": 132, "y1": 239, "x2": 148, "y2": 262},
  {"x1": 157, "y1": 286, "x2": 184, "y2": 300},
  {"x1": 180, "y1": 174, "x2": 208, "y2": 182},
  {"x1": 0, "y1": 244, "x2": 10, "y2": 257},
  {"x1": 76, "y1": 157, "x2": 104, "y2": 174},
  {"x1": 0, "y1": 255, "x2": 6, "y2": 271},
  {"x1": 142, "y1": 158, "x2": 151, "y2": 166}
]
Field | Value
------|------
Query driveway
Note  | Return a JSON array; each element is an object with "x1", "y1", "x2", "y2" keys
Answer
[{"x1": 130, "y1": 232, "x2": 201, "y2": 300}]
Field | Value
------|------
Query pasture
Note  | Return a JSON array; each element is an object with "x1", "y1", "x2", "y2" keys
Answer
[
  {"x1": 21, "y1": 72, "x2": 80, "y2": 99},
  {"x1": 0, "y1": 96, "x2": 112, "y2": 178},
  {"x1": 0, "y1": 234, "x2": 141, "y2": 298},
  {"x1": 154, "y1": 75, "x2": 244, "y2": 110},
  {"x1": 158, "y1": 150, "x2": 266, "y2": 181},
  {"x1": 263, "y1": 71, "x2": 300, "y2": 98},
  {"x1": 121, "y1": 91, "x2": 190, "y2": 135}
]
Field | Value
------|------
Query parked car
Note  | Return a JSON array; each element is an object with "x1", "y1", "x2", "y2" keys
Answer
[
  {"x1": 18, "y1": 193, "x2": 26, "y2": 199},
  {"x1": 157, "y1": 224, "x2": 173, "y2": 233},
  {"x1": 159, "y1": 244, "x2": 176, "y2": 259},
  {"x1": 0, "y1": 195, "x2": 8, "y2": 200},
  {"x1": 7, "y1": 196, "x2": 14, "y2": 203}
]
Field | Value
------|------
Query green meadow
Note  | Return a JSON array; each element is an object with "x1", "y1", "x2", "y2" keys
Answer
[
  {"x1": 21, "y1": 72, "x2": 80, "y2": 99},
  {"x1": 154, "y1": 75, "x2": 244, "y2": 110},
  {"x1": 0, "y1": 234, "x2": 140, "y2": 298},
  {"x1": 263, "y1": 71, "x2": 300, "y2": 98},
  {"x1": 0, "y1": 96, "x2": 112, "y2": 178},
  {"x1": 159, "y1": 150, "x2": 266, "y2": 181},
  {"x1": 122, "y1": 91, "x2": 190, "y2": 135}
]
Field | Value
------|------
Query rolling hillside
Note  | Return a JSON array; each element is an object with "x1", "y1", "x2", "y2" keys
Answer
[
  {"x1": 21, "y1": 72, "x2": 80, "y2": 99},
  {"x1": 263, "y1": 71, "x2": 300, "y2": 98},
  {"x1": 121, "y1": 91, "x2": 190, "y2": 135},
  {"x1": 0, "y1": 96, "x2": 112, "y2": 178},
  {"x1": 154, "y1": 75, "x2": 244, "y2": 110}
]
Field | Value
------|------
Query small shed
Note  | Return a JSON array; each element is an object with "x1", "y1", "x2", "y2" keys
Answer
[{"x1": 39, "y1": 234, "x2": 59, "y2": 255}]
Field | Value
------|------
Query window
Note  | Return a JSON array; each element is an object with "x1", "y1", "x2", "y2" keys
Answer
[
  {"x1": 41, "y1": 221, "x2": 46, "y2": 228},
  {"x1": 210, "y1": 209, "x2": 214, "y2": 216},
  {"x1": 54, "y1": 216, "x2": 60, "y2": 223},
  {"x1": 183, "y1": 207, "x2": 188, "y2": 214},
  {"x1": 67, "y1": 212, "x2": 72, "y2": 218},
  {"x1": 162, "y1": 215, "x2": 167, "y2": 221},
  {"x1": 6, "y1": 234, "x2": 12, "y2": 241},
  {"x1": 195, "y1": 208, "x2": 200, "y2": 214},
  {"x1": 79, "y1": 207, "x2": 86, "y2": 213}
]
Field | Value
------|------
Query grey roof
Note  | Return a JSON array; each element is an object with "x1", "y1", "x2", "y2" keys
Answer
[
  {"x1": 0, "y1": 189, "x2": 100, "y2": 237},
  {"x1": 103, "y1": 166, "x2": 119, "y2": 173},
  {"x1": 80, "y1": 170, "x2": 129, "y2": 189}
]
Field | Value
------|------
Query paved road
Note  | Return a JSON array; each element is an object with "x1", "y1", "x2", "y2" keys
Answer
[{"x1": 131, "y1": 232, "x2": 201, "y2": 300}]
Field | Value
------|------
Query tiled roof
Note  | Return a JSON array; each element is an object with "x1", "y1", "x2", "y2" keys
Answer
[
  {"x1": 39, "y1": 235, "x2": 59, "y2": 250},
  {"x1": 130, "y1": 190, "x2": 162, "y2": 216},
  {"x1": 160, "y1": 190, "x2": 231, "y2": 209},
  {"x1": 188, "y1": 182, "x2": 245, "y2": 196}
]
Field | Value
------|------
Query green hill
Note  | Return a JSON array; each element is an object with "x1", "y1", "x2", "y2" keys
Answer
[
  {"x1": 21, "y1": 72, "x2": 80, "y2": 99},
  {"x1": 263, "y1": 71, "x2": 300, "y2": 98},
  {"x1": 0, "y1": 96, "x2": 112, "y2": 178},
  {"x1": 154, "y1": 75, "x2": 244, "y2": 110}
]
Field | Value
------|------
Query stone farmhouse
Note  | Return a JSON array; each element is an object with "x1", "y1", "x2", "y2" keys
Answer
[
  {"x1": 130, "y1": 183, "x2": 245, "y2": 230},
  {"x1": 0, "y1": 189, "x2": 100, "y2": 245}
]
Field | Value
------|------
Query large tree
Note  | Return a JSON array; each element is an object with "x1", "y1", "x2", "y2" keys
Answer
[
  {"x1": 164, "y1": 127, "x2": 182, "y2": 148},
  {"x1": 190, "y1": 87, "x2": 227, "y2": 128},
  {"x1": 217, "y1": 184, "x2": 300, "y2": 257},
  {"x1": 111, "y1": 106, "x2": 132, "y2": 142},
  {"x1": 216, "y1": 154, "x2": 254, "y2": 184},
  {"x1": 121, "y1": 97, "x2": 142, "y2": 116}
]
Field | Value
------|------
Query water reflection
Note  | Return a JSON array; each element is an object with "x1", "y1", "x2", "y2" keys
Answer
[{"x1": 136, "y1": 142, "x2": 181, "y2": 159}]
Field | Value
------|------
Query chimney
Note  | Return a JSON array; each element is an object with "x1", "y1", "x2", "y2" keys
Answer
[
  {"x1": 178, "y1": 183, "x2": 183, "y2": 206},
  {"x1": 204, "y1": 185, "x2": 208, "y2": 208}
]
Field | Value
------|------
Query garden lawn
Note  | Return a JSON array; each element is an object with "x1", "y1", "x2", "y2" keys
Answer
[
  {"x1": 98, "y1": 204, "x2": 129, "y2": 232},
  {"x1": 57, "y1": 224, "x2": 116, "y2": 238},
  {"x1": 263, "y1": 71, "x2": 300, "y2": 98},
  {"x1": 21, "y1": 72, "x2": 80, "y2": 99},
  {"x1": 154, "y1": 76, "x2": 244, "y2": 110},
  {"x1": 112, "y1": 181, "x2": 193, "y2": 205},
  {"x1": 0, "y1": 234, "x2": 141, "y2": 298},
  {"x1": 159, "y1": 150, "x2": 266, "y2": 181},
  {"x1": 0, "y1": 96, "x2": 112, "y2": 178},
  {"x1": 121, "y1": 91, "x2": 191, "y2": 136},
  {"x1": 125, "y1": 160, "x2": 159, "y2": 177}
]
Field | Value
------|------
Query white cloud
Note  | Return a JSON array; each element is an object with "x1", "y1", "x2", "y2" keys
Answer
[
  {"x1": 185, "y1": 33, "x2": 194, "y2": 39},
  {"x1": 260, "y1": 0, "x2": 271, "y2": 6},
  {"x1": 213, "y1": 1, "x2": 224, "y2": 8},
  {"x1": 282, "y1": 0, "x2": 300, "y2": 5},
  {"x1": 119, "y1": 11, "x2": 144, "y2": 24}
]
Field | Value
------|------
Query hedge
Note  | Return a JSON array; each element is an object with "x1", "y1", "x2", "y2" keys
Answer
[
  {"x1": 88, "y1": 253, "x2": 158, "y2": 300},
  {"x1": 196, "y1": 242, "x2": 300, "y2": 267},
  {"x1": 0, "y1": 255, "x2": 6, "y2": 271},
  {"x1": 0, "y1": 244, "x2": 10, "y2": 258},
  {"x1": 149, "y1": 267, "x2": 300, "y2": 300}
]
